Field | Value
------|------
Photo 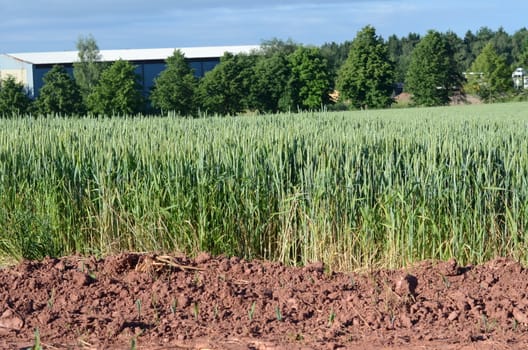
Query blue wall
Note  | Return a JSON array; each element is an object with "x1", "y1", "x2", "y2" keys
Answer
[
  {"x1": 32, "y1": 65, "x2": 74, "y2": 98},
  {"x1": 31, "y1": 57, "x2": 221, "y2": 98},
  {"x1": 188, "y1": 58, "x2": 221, "y2": 77}
]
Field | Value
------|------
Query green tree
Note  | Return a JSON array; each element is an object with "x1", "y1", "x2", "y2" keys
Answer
[
  {"x1": 519, "y1": 46, "x2": 528, "y2": 68},
  {"x1": 387, "y1": 33, "x2": 421, "y2": 84},
  {"x1": 512, "y1": 28, "x2": 528, "y2": 67},
  {"x1": 87, "y1": 60, "x2": 144, "y2": 115},
  {"x1": 491, "y1": 27, "x2": 514, "y2": 66},
  {"x1": 197, "y1": 52, "x2": 247, "y2": 116},
  {"x1": 462, "y1": 30, "x2": 478, "y2": 70},
  {"x1": 235, "y1": 53, "x2": 260, "y2": 111},
  {"x1": 285, "y1": 46, "x2": 332, "y2": 110},
  {"x1": 406, "y1": 30, "x2": 463, "y2": 106},
  {"x1": 250, "y1": 52, "x2": 291, "y2": 113},
  {"x1": 337, "y1": 26, "x2": 395, "y2": 109},
  {"x1": 387, "y1": 34, "x2": 403, "y2": 79},
  {"x1": 0, "y1": 76, "x2": 32, "y2": 116},
  {"x1": 150, "y1": 49, "x2": 198, "y2": 116},
  {"x1": 464, "y1": 43, "x2": 512, "y2": 102},
  {"x1": 260, "y1": 38, "x2": 299, "y2": 56},
  {"x1": 36, "y1": 65, "x2": 84, "y2": 115},
  {"x1": 73, "y1": 34, "x2": 105, "y2": 103},
  {"x1": 444, "y1": 31, "x2": 469, "y2": 73},
  {"x1": 470, "y1": 27, "x2": 495, "y2": 60},
  {"x1": 511, "y1": 28, "x2": 528, "y2": 68},
  {"x1": 320, "y1": 40, "x2": 353, "y2": 83}
]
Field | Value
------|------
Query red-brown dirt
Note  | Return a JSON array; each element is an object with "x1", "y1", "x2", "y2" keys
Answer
[{"x1": 1, "y1": 253, "x2": 528, "y2": 349}]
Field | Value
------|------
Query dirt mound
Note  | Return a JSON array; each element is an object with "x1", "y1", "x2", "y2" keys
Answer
[
  {"x1": 394, "y1": 92, "x2": 483, "y2": 106},
  {"x1": 1, "y1": 254, "x2": 527, "y2": 349}
]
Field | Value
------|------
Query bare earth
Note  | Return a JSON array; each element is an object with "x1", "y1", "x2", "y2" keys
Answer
[{"x1": 1, "y1": 253, "x2": 527, "y2": 349}]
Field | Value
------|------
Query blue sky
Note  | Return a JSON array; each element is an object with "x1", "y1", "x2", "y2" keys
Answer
[{"x1": 1, "y1": 0, "x2": 527, "y2": 53}]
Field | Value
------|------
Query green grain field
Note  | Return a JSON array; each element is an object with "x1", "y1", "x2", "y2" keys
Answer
[{"x1": 1, "y1": 102, "x2": 528, "y2": 270}]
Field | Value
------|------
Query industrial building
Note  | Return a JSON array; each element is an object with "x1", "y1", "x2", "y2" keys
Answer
[{"x1": 0, "y1": 45, "x2": 259, "y2": 97}]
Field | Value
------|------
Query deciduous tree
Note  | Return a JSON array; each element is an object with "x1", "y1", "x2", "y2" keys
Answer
[
  {"x1": 465, "y1": 43, "x2": 512, "y2": 102},
  {"x1": 0, "y1": 76, "x2": 32, "y2": 116},
  {"x1": 260, "y1": 38, "x2": 298, "y2": 56},
  {"x1": 406, "y1": 30, "x2": 463, "y2": 106},
  {"x1": 87, "y1": 60, "x2": 144, "y2": 115},
  {"x1": 150, "y1": 49, "x2": 198, "y2": 116},
  {"x1": 73, "y1": 34, "x2": 105, "y2": 104},
  {"x1": 286, "y1": 46, "x2": 332, "y2": 110},
  {"x1": 511, "y1": 28, "x2": 528, "y2": 67},
  {"x1": 250, "y1": 52, "x2": 291, "y2": 113},
  {"x1": 337, "y1": 25, "x2": 395, "y2": 109},
  {"x1": 36, "y1": 65, "x2": 84, "y2": 115},
  {"x1": 197, "y1": 53, "x2": 247, "y2": 116}
]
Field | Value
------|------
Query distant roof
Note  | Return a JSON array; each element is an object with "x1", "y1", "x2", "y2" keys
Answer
[{"x1": 4, "y1": 45, "x2": 260, "y2": 65}]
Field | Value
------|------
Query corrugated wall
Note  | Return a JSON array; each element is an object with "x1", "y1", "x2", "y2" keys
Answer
[
  {"x1": 1, "y1": 53, "x2": 224, "y2": 98},
  {"x1": 0, "y1": 54, "x2": 34, "y2": 96}
]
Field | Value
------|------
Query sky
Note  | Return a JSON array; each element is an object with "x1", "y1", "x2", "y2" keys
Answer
[{"x1": 1, "y1": 0, "x2": 527, "y2": 53}]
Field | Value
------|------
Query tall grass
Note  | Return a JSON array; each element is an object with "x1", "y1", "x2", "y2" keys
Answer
[{"x1": 1, "y1": 102, "x2": 528, "y2": 270}]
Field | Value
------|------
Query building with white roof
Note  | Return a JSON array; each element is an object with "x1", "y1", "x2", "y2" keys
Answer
[{"x1": 0, "y1": 45, "x2": 259, "y2": 97}]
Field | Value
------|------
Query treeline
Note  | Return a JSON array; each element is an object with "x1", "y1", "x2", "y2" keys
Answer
[{"x1": 1, "y1": 25, "x2": 528, "y2": 117}]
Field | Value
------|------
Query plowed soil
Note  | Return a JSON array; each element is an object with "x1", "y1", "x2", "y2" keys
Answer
[{"x1": 1, "y1": 253, "x2": 528, "y2": 349}]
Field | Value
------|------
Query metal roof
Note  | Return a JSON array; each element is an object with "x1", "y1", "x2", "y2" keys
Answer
[{"x1": 5, "y1": 45, "x2": 260, "y2": 65}]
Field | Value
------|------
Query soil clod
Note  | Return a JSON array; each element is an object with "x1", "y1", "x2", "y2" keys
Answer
[{"x1": 1, "y1": 255, "x2": 527, "y2": 349}]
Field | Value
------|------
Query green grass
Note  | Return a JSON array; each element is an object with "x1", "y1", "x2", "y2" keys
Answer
[{"x1": 1, "y1": 102, "x2": 528, "y2": 270}]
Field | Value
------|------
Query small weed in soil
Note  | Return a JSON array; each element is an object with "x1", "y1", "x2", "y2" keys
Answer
[
  {"x1": 192, "y1": 302, "x2": 199, "y2": 320},
  {"x1": 80, "y1": 262, "x2": 97, "y2": 280},
  {"x1": 213, "y1": 304, "x2": 219, "y2": 320},
  {"x1": 248, "y1": 301, "x2": 256, "y2": 321},
  {"x1": 441, "y1": 274, "x2": 451, "y2": 288},
  {"x1": 275, "y1": 305, "x2": 283, "y2": 322},
  {"x1": 170, "y1": 298, "x2": 177, "y2": 314},
  {"x1": 328, "y1": 309, "x2": 336, "y2": 327},
  {"x1": 151, "y1": 294, "x2": 160, "y2": 323},
  {"x1": 47, "y1": 288, "x2": 56, "y2": 309},
  {"x1": 135, "y1": 299, "x2": 142, "y2": 319},
  {"x1": 481, "y1": 314, "x2": 498, "y2": 333},
  {"x1": 130, "y1": 336, "x2": 137, "y2": 350},
  {"x1": 30, "y1": 328, "x2": 42, "y2": 350}
]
